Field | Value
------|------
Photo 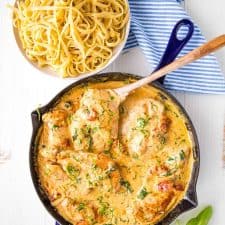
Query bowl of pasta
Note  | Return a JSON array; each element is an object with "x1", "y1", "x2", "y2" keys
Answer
[{"x1": 12, "y1": 0, "x2": 130, "y2": 78}]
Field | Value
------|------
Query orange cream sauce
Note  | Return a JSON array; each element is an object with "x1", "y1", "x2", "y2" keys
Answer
[{"x1": 37, "y1": 80, "x2": 194, "y2": 225}]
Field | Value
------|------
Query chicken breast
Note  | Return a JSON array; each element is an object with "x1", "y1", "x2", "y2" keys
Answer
[
  {"x1": 120, "y1": 97, "x2": 170, "y2": 156},
  {"x1": 42, "y1": 109, "x2": 73, "y2": 150},
  {"x1": 70, "y1": 89, "x2": 120, "y2": 153}
]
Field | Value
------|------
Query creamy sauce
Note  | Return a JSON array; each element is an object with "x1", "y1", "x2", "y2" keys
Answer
[{"x1": 37, "y1": 80, "x2": 194, "y2": 225}]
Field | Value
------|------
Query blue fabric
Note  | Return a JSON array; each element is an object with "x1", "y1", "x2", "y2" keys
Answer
[{"x1": 125, "y1": 0, "x2": 225, "y2": 94}]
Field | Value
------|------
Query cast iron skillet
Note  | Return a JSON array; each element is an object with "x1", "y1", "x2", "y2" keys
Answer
[
  {"x1": 30, "y1": 73, "x2": 200, "y2": 225},
  {"x1": 30, "y1": 20, "x2": 199, "y2": 225}
]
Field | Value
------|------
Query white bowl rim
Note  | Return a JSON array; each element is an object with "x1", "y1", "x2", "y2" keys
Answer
[{"x1": 12, "y1": 0, "x2": 131, "y2": 80}]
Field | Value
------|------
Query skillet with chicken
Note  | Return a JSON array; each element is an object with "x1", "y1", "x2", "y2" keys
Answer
[{"x1": 37, "y1": 80, "x2": 194, "y2": 225}]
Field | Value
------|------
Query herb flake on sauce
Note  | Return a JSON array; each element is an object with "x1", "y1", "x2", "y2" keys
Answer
[
  {"x1": 120, "y1": 179, "x2": 133, "y2": 193},
  {"x1": 138, "y1": 187, "x2": 149, "y2": 200}
]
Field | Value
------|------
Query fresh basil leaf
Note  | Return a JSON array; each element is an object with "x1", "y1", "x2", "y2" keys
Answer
[
  {"x1": 186, "y1": 206, "x2": 213, "y2": 225},
  {"x1": 186, "y1": 218, "x2": 198, "y2": 225},
  {"x1": 196, "y1": 206, "x2": 213, "y2": 225}
]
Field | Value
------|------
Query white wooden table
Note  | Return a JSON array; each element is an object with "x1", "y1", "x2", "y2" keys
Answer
[{"x1": 0, "y1": 1, "x2": 225, "y2": 225}]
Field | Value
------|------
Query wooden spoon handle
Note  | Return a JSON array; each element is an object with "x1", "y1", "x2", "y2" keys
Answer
[{"x1": 116, "y1": 34, "x2": 225, "y2": 96}]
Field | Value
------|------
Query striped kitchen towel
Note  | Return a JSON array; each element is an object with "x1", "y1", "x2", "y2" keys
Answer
[{"x1": 124, "y1": 0, "x2": 225, "y2": 94}]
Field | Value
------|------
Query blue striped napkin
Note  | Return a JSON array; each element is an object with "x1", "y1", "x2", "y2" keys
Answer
[{"x1": 124, "y1": 0, "x2": 225, "y2": 94}]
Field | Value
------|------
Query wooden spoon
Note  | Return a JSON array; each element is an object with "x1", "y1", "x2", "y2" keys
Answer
[{"x1": 115, "y1": 34, "x2": 225, "y2": 100}]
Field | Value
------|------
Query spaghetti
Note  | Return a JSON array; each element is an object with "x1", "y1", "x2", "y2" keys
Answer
[{"x1": 12, "y1": 0, "x2": 129, "y2": 77}]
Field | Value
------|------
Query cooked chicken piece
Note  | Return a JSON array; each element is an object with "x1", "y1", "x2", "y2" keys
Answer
[
  {"x1": 134, "y1": 162, "x2": 184, "y2": 224},
  {"x1": 120, "y1": 98, "x2": 170, "y2": 156},
  {"x1": 58, "y1": 198, "x2": 98, "y2": 225},
  {"x1": 56, "y1": 151, "x2": 121, "y2": 195},
  {"x1": 96, "y1": 153, "x2": 121, "y2": 192},
  {"x1": 70, "y1": 89, "x2": 120, "y2": 153},
  {"x1": 134, "y1": 191, "x2": 175, "y2": 224},
  {"x1": 38, "y1": 163, "x2": 69, "y2": 202},
  {"x1": 42, "y1": 109, "x2": 72, "y2": 149}
]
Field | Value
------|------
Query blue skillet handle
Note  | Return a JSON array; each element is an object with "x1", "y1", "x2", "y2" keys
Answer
[{"x1": 155, "y1": 19, "x2": 194, "y2": 84}]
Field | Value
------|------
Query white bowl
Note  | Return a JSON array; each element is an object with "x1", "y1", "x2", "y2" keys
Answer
[{"x1": 13, "y1": 0, "x2": 131, "y2": 80}]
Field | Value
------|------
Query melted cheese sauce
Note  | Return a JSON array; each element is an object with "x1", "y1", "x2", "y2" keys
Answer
[{"x1": 37, "y1": 80, "x2": 194, "y2": 225}]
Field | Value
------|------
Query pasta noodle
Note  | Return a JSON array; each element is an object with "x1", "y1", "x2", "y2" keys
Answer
[{"x1": 12, "y1": 0, "x2": 129, "y2": 77}]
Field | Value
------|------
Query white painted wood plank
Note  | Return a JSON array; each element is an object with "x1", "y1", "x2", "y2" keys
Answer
[
  {"x1": 0, "y1": 1, "x2": 224, "y2": 225},
  {"x1": 186, "y1": 0, "x2": 225, "y2": 75}
]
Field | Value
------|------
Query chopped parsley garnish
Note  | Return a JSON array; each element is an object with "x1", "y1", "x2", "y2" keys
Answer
[
  {"x1": 137, "y1": 187, "x2": 149, "y2": 200},
  {"x1": 72, "y1": 128, "x2": 78, "y2": 141},
  {"x1": 158, "y1": 134, "x2": 166, "y2": 145},
  {"x1": 162, "y1": 168, "x2": 177, "y2": 177},
  {"x1": 87, "y1": 136, "x2": 93, "y2": 151},
  {"x1": 120, "y1": 179, "x2": 133, "y2": 193},
  {"x1": 150, "y1": 102, "x2": 158, "y2": 112},
  {"x1": 66, "y1": 165, "x2": 80, "y2": 179},
  {"x1": 140, "y1": 129, "x2": 149, "y2": 137},
  {"x1": 52, "y1": 124, "x2": 59, "y2": 130},
  {"x1": 168, "y1": 156, "x2": 176, "y2": 162},
  {"x1": 108, "y1": 109, "x2": 115, "y2": 117},
  {"x1": 137, "y1": 117, "x2": 149, "y2": 128},
  {"x1": 163, "y1": 171, "x2": 173, "y2": 177},
  {"x1": 82, "y1": 126, "x2": 91, "y2": 136},
  {"x1": 77, "y1": 203, "x2": 85, "y2": 211},
  {"x1": 179, "y1": 149, "x2": 186, "y2": 160},
  {"x1": 92, "y1": 164, "x2": 98, "y2": 170},
  {"x1": 110, "y1": 95, "x2": 115, "y2": 100},
  {"x1": 97, "y1": 197, "x2": 110, "y2": 216},
  {"x1": 92, "y1": 126, "x2": 99, "y2": 133},
  {"x1": 77, "y1": 138, "x2": 82, "y2": 145},
  {"x1": 108, "y1": 139, "x2": 113, "y2": 147},
  {"x1": 132, "y1": 153, "x2": 139, "y2": 160},
  {"x1": 104, "y1": 150, "x2": 111, "y2": 155},
  {"x1": 75, "y1": 126, "x2": 92, "y2": 150}
]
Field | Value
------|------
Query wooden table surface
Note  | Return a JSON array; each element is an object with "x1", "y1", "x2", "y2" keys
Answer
[{"x1": 0, "y1": 0, "x2": 225, "y2": 225}]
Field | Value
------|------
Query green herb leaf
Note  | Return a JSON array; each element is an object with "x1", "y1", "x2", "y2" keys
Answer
[
  {"x1": 137, "y1": 117, "x2": 149, "y2": 128},
  {"x1": 137, "y1": 187, "x2": 149, "y2": 200},
  {"x1": 120, "y1": 179, "x2": 133, "y2": 193},
  {"x1": 186, "y1": 218, "x2": 198, "y2": 225},
  {"x1": 72, "y1": 128, "x2": 78, "y2": 141},
  {"x1": 66, "y1": 164, "x2": 80, "y2": 179},
  {"x1": 77, "y1": 203, "x2": 85, "y2": 211},
  {"x1": 179, "y1": 150, "x2": 186, "y2": 161},
  {"x1": 52, "y1": 124, "x2": 59, "y2": 130},
  {"x1": 168, "y1": 156, "x2": 176, "y2": 162},
  {"x1": 186, "y1": 206, "x2": 213, "y2": 225},
  {"x1": 97, "y1": 197, "x2": 110, "y2": 216},
  {"x1": 92, "y1": 126, "x2": 99, "y2": 133},
  {"x1": 158, "y1": 134, "x2": 166, "y2": 145}
]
